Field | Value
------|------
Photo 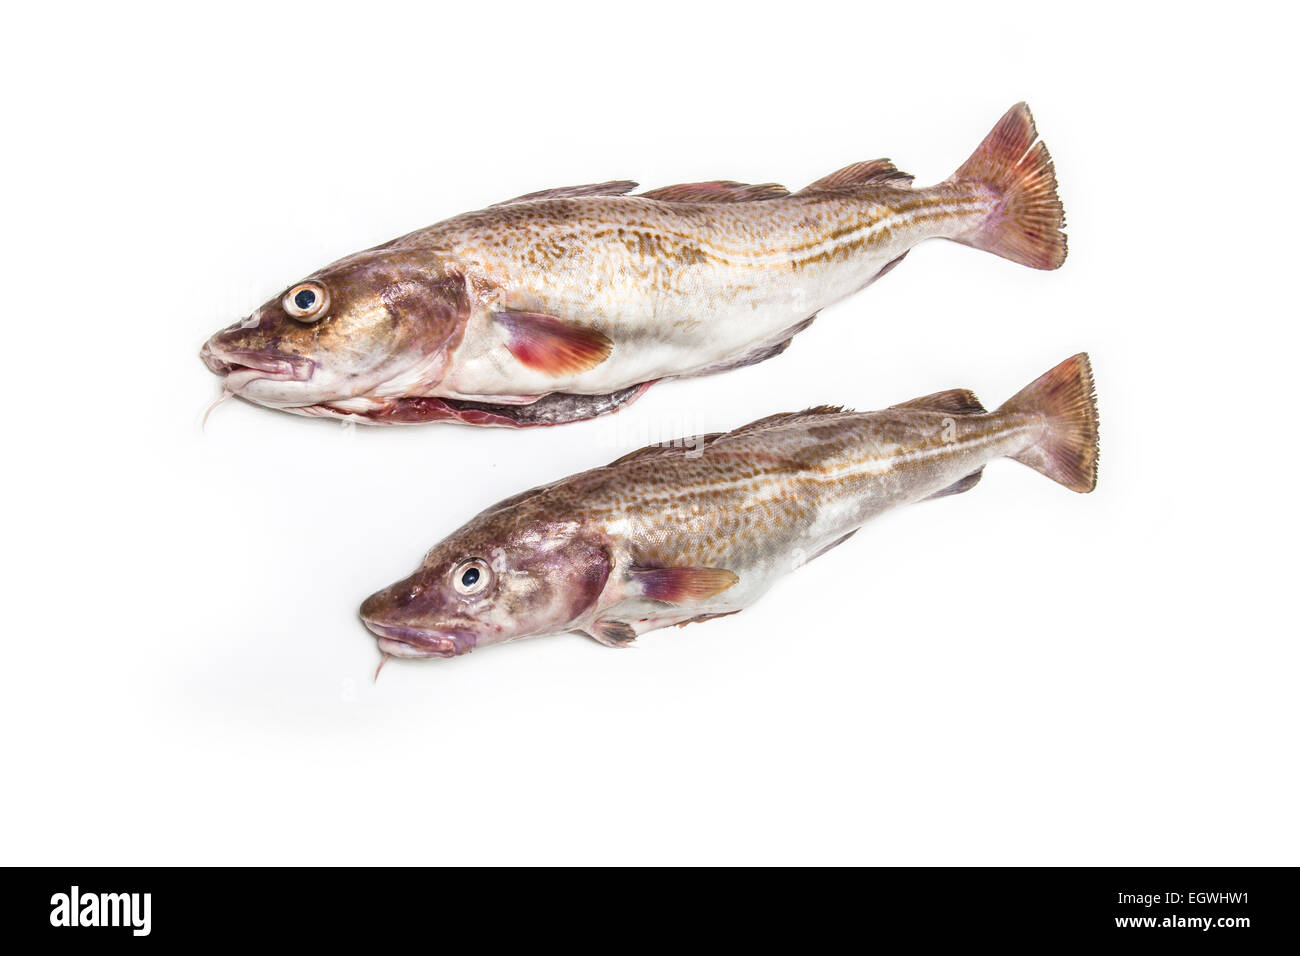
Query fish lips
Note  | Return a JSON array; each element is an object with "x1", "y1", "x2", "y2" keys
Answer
[
  {"x1": 199, "y1": 341, "x2": 316, "y2": 391},
  {"x1": 362, "y1": 620, "x2": 477, "y2": 659}
]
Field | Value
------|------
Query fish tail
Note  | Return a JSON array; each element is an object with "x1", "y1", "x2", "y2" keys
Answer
[
  {"x1": 997, "y1": 353, "x2": 1098, "y2": 492},
  {"x1": 949, "y1": 103, "x2": 1067, "y2": 270}
]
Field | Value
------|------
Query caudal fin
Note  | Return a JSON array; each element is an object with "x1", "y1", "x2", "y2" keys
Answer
[
  {"x1": 998, "y1": 353, "x2": 1099, "y2": 492},
  {"x1": 950, "y1": 103, "x2": 1067, "y2": 270}
]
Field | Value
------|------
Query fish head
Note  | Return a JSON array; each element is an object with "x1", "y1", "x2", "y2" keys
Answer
[
  {"x1": 199, "y1": 250, "x2": 469, "y2": 412},
  {"x1": 359, "y1": 504, "x2": 611, "y2": 659}
]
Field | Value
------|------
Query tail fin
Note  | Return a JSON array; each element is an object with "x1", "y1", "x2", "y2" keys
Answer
[
  {"x1": 998, "y1": 353, "x2": 1099, "y2": 492},
  {"x1": 950, "y1": 103, "x2": 1067, "y2": 270}
]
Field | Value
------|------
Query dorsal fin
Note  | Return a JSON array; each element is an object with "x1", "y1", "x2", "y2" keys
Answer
[
  {"x1": 729, "y1": 405, "x2": 849, "y2": 435},
  {"x1": 639, "y1": 180, "x2": 790, "y2": 203},
  {"x1": 890, "y1": 389, "x2": 986, "y2": 415},
  {"x1": 494, "y1": 181, "x2": 639, "y2": 205},
  {"x1": 614, "y1": 407, "x2": 848, "y2": 461},
  {"x1": 605, "y1": 433, "x2": 724, "y2": 467},
  {"x1": 801, "y1": 159, "x2": 914, "y2": 193}
]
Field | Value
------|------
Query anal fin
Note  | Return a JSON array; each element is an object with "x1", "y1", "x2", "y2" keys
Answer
[
  {"x1": 687, "y1": 315, "x2": 817, "y2": 378},
  {"x1": 673, "y1": 610, "x2": 741, "y2": 629},
  {"x1": 862, "y1": 251, "x2": 909, "y2": 289},
  {"x1": 923, "y1": 468, "x2": 984, "y2": 501},
  {"x1": 805, "y1": 529, "x2": 858, "y2": 563}
]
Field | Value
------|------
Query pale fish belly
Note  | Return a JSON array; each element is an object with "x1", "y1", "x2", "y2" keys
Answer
[{"x1": 438, "y1": 187, "x2": 994, "y2": 399}]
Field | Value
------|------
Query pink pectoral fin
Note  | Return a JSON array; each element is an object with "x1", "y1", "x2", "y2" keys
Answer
[
  {"x1": 495, "y1": 311, "x2": 612, "y2": 376},
  {"x1": 631, "y1": 566, "x2": 738, "y2": 604}
]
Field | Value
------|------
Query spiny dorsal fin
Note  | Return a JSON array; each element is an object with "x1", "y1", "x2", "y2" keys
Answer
[
  {"x1": 494, "y1": 181, "x2": 639, "y2": 205},
  {"x1": 801, "y1": 159, "x2": 914, "y2": 193},
  {"x1": 639, "y1": 180, "x2": 790, "y2": 203},
  {"x1": 890, "y1": 389, "x2": 986, "y2": 415}
]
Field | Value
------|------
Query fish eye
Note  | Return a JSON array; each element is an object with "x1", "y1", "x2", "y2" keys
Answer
[
  {"x1": 283, "y1": 282, "x2": 329, "y2": 322},
  {"x1": 453, "y1": 558, "x2": 493, "y2": 596}
]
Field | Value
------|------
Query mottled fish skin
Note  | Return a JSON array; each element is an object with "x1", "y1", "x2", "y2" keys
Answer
[
  {"x1": 403, "y1": 183, "x2": 992, "y2": 399},
  {"x1": 200, "y1": 104, "x2": 1066, "y2": 427},
  {"x1": 359, "y1": 355, "x2": 1099, "y2": 660}
]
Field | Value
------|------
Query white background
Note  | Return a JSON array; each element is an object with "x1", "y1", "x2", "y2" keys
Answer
[{"x1": 3, "y1": 1, "x2": 1296, "y2": 865}]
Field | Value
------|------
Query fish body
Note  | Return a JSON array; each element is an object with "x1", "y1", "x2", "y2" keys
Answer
[
  {"x1": 360, "y1": 355, "x2": 1098, "y2": 660},
  {"x1": 413, "y1": 180, "x2": 990, "y2": 400},
  {"x1": 201, "y1": 104, "x2": 1066, "y2": 427}
]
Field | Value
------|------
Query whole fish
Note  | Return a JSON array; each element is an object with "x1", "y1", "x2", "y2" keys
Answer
[
  {"x1": 200, "y1": 104, "x2": 1066, "y2": 427},
  {"x1": 360, "y1": 354, "x2": 1098, "y2": 659}
]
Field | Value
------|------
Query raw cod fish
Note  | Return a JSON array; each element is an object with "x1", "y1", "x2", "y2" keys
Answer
[
  {"x1": 360, "y1": 354, "x2": 1099, "y2": 660},
  {"x1": 200, "y1": 104, "x2": 1066, "y2": 427}
]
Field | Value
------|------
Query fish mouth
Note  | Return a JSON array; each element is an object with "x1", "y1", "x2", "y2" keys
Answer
[
  {"x1": 362, "y1": 621, "x2": 475, "y2": 659},
  {"x1": 200, "y1": 341, "x2": 315, "y2": 390}
]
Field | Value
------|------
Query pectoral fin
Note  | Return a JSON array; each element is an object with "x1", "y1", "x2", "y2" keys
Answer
[
  {"x1": 630, "y1": 566, "x2": 738, "y2": 604},
  {"x1": 495, "y1": 311, "x2": 613, "y2": 376}
]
